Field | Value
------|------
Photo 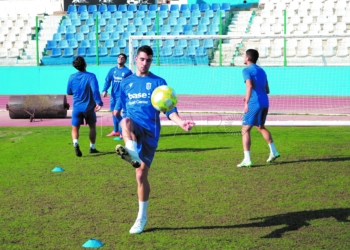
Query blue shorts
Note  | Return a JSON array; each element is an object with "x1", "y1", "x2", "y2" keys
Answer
[
  {"x1": 242, "y1": 107, "x2": 268, "y2": 126},
  {"x1": 110, "y1": 94, "x2": 118, "y2": 111},
  {"x1": 133, "y1": 122, "x2": 158, "y2": 168},
  {"x1": 72, "y1": 109, "x2": 96, "y2": 127}
]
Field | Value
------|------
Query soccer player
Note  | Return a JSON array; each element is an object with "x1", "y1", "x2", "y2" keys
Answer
[
  {"x1": 102, "y1": 53, "x2": 132, "y2": 137},
  {"x1": 114, "y1": 45, "x2": 195, "y2": 234},
  {"x1": 237, "y1": 49, "x2": 280, "y2": 167},
  {"x1": 67, "y1": 56, "x2": 103, "y2": 157}
]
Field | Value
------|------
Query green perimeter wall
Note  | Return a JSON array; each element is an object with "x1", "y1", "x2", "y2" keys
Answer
[{"x1": 0, "y1": 66, "x2": 349, "y2": 96}]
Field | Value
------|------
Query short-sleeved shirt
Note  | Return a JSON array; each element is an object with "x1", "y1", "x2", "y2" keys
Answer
[{"x1": 242, "y1": 64, "x2": 269, "y2": 108}]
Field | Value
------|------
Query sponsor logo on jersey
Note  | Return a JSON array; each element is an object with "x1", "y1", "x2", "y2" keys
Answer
[
  {"x1": 146, "y1": 82, "x2": 151, "y2": 90},
  {"x1": 128, "y1": 92, "x2": 151, "y2": 100}
]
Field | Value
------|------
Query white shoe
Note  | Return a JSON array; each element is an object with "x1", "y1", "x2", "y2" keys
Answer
[
  {"x1": 237, "y1": 160, "x2": 252, "y2": 168},
  {"x1": 267, "y1": 153, "x2": 280, "y2": 163},
  {"x1": 129, "y1": 218, "x2": 147, "y2": 234},
  {"x1": 115, "y1": 144, "x2": 141, "y2": 168}
]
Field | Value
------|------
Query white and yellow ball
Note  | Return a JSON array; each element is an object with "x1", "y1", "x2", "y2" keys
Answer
[{"x1": 151, "y1": 85, "x2": 178, "y2": 112}]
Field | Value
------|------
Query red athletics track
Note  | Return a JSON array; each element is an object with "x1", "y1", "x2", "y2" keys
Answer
[{"x1": 0, "y1": 95, "x2": 349, "y2": 126}]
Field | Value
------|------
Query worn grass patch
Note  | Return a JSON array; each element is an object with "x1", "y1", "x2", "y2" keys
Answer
[{"x1": 0, "y1": 126, "x2": 349, "y2": 249}]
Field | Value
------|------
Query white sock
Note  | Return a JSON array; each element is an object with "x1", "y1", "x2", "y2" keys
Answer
[
  {"x1": 73, "y1": 139, "x2": 78, "y2": 146},
  {"x1": 90, "y1": 143, "x2": 95, "y2": 149},
  {"x1": 244, "y1": 151, "x2": 251, "y2": 161},
  {"x1": 268, "y1": 142, "x2": 277, "y2": 155},
  {"x1": 126, "y1": 140, "x2": 137, "y2": 151},
  {"x1": 137, "y1": 200, "x2": 148, "y2": 220}
]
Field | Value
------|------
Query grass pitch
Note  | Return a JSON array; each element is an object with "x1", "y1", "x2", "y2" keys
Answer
[{"x1": 0, "y1": 126, "x2": 349, "y2": 249}]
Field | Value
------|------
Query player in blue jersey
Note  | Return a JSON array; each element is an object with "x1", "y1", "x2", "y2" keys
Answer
[
  {"x1": 102, "y1": 53, "x2": 132, "y2": 138},
  {"x1": 237, "y1": 49, "x2": 280, "y2": 167},
  {"x1": 114, "y1": 45, "x2": 195, "y2": 234},
  {"x1": 67, "y1": 56, "x2": 104, "y2": 157}
]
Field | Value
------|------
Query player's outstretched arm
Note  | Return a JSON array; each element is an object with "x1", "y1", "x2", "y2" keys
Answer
[{"x1": 169, "y1": 112, "x2": 195, "y2": 132}]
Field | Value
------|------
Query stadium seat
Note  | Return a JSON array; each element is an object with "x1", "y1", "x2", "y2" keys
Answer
[
  {"x1": 168, "y1": 17, "x2": 178, "y2": 27},
  {"x1": 203, "y1": 39, "x2": 214, "y2": 49},
  {"x1": 91, "y1": 25, "x2": 101, "y2": 34},
  {"x1": 77, "y1": 47, "x2": 86, "y2": 57},
  {"x1": 170, "y1": 10, "x2": 180, "y2": 18},
  {"x1": 182, "y1": 9, "x2": 191, "y2": 20},
  {"x1": 108, "y1": 5, "x2": 117, "y2": 13},
  {"x1": 146, "y1": 31, "x2": 156, "y2": 36},
  {"x1": 138, "y1": 25, "x2": 148, "y2": 34},
  {"x1": 200, "y1": 17, "x2": 210, "y2": 26},
  {"x1": 323, "y1": 45, "x2": 335, "y2": 57},
  {"x1": 161, "y1": 25, "x2": 171, "y2": 34},
  {"x1": 108, "y1": 18, "x2": 117, "y2": 27},
  {"x1": 109, "y1": 46, "x2": 120, "y2": 56},
  {"x1": 69, "y1": 12, "x2": 78, "y2": 20},
  {"x1": 160, "y1": 46, "x2": 172, "y2": 56},
  {"x1": 80, "y1": 11, "x2": 89, "y2": 21},
  {"x1": 131, "y1": 39, "x2": 139, "y2": 48},
  {"x1": 88, "y1": 5, "x2": 97, "y2": 14},
  {"x1": 173, "y1": 24, "x2": 184, "y2": 34},
  {"x1": 52, "y1": 33, "x2": 62, "y2": 42},
  {"x1": 204, "y1": 10, "x2": 214, "y2": 19},
  {"x1": 149, "y1": 4, "x2": 158, "y2": 12},
  {"x1": 0, "y1": 48, "x2": 7, "y2": 58},
  {"x1": 62, "y1": 48, "x2": 74, "y2": 58},
  {"x1": 139, "y1": 4, "x2": 148, "y2": 12},
  {"x1": 110, "y1": 31, "x2": 120, "y2": 41},
  {"x1": 58, "y1": 40, "x2": 69, "y2": 49},
  {"x1": 147, "y1": 10, "x2": 157, "y2": 20},
  {"x1": 69, "y1": 39, "x2": 78, "y2": 49},
  {"x1": 196, "y1": 47, "x2": 207, "y2": 57},
  {"x1": 99, "y1": 5, "x2": 108, "y2": 13},
  {"x1": 122, "y1": 31, "x2": 131, "y2": 40},
  {"x1": 66, "y1": 33, "x2": 75, "y2": 41},
  {"x1": 46, "y1": 40, "x2": 57, "y2": 50},
  {"x1": 77, "y1": 5, "x2": 87, "y2": 14},
  {"x1": 189, "y1": 17, "x2": 199, "y2": 27},
  {"x1": 197, "y1": 24, "x2": 208, "y2": 34},
  {"x1": 104, "y1": 24, "x2": 114, "y2": 34},
  {"x1": 177, "y1": 39, "x2": 188, "y2": 48},
  {"x1": 200, "y1": 3, "x2": 210, "y2": 12},
  {"x1": 115, "y1": 25, "x2": 125, "y2": 35},
  {"x1": 164, "y1": 39, "x2": 175, "y2": 48},
  {"x1": 114, "y1": 11, "x2": 123, "y2": 20},
  {"x1": 117, "y1": 39, "x2": 127, "y2": 49},
  {"x1": 192, "y1": 10, "x2": 201, "y2": 19},
  {"x1": 173, "y1": 46, "x2": 184, "y2": 57},
  {"x1": 190, "y1": 39, "x2": 200, "y2": 48},
  {"x1": 80, "y1": 25, "x2": 90, "y2": 35},
  {"x1": 136, "y1": 11, "x2": 146, "y2": 19},
  {"x1": 160, "y1": 4, "x2": 169, "y2": 12},
  {"x1": 120, "y1": 18, "x2": 129, "y2": 27},
  {"x1": 159, "y1": 10, "x2": 168, "y2": 20},
  {"x1": 99, "y1": 47, "x2": 108, "y2": 57},
  {"x1": 104, "y1": 39, "x2": 115, "y2": 49},
  {"x1": 185, "y1": 46, "x2": 196, "y2": 56},
  {"x1": 180, "y1": 4, "x2": 189, "y2": 13},
  {"x1": 50, "y1": 48, "x2": 61, "y2": 58},
  {"x1": 62, "y1": 18, "x2": 72, "y2": 27},
  {"x1": 140, "y1": 39, "x2": 152, "y2": 46},
  {"x1": 92, "y1": 12, "x2": 102, "y2": 20},
  {"x1": 190, "y1": 4, "x2": 199, "y2": 12},
  {"x1": 100, "y1": 31, "x2": 110, "y2": 42},
  {"x1": 102, "y1": 11, "x2": 112, "y2": 20},
  {"x1": 177, "y1": 17, "x2": 187, "y2": 26},
  {"x1": 133, "y1": 17, "x2": 143, "y2": 27},
  {"x1": 211, "y1": 3, "x2": 220, "y2": 12},
  {"x1": 126, "y1": 25, "x2": 136, "y2": 34},
  {"x1": 170, "y1": 4, "x2": 179, "y2": 12},
  {"x1": 75, "y1": 32, "x2": 84, "y2": 42},
  {"x1": 336, "y1": 45, "x2": 349, "y2": 57},
  {"x1": 66, "y1": 25, "x2": 76, "y2": 34},
  {"x1": 86, "y1": 47, "x2": 96, "y2": 57},
  {"x1": 221, "y1": 3, "x2": 231, "y2": 12},
  {"x1": 67, "y1": 5, "x2": 77, "y2": 14},
  {"x1": 184, "y1": 30, "x2": 194, "y2": 35},
  {"x1": 142, "y1": 17, "x2": 152, "y2": 27},
  {"x1": 72, "y1": 18, "x2": 81, "y2": 27},
  {"x1": 124, "y1": 46, "x2": 129, "y2": 55},
  {"x1": 57, "y1": 25, "x2": 67, "y2": 35},
  {"x1": 128, "y1": 4, "x2": 138, "y2": 13},
  {"x1": 118, "y1": 4, "x2": 127, "y2": 13}
]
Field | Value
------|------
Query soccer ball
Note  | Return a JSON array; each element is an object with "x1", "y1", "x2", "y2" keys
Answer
[{"x1": 151, "y1": 85, "x2": 178, "y2": 112}]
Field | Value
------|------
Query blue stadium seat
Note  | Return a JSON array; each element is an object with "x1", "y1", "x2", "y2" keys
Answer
[
  {"x1": 107, "y1": 18, "x2": 117, "y2": 27},
  {"x1": 203, "y1": 39, "x2": 214, "y2": 49},
  {"x1": 91, "y1": 25, "x2": 101, "y2": 34},
  {"x1": 200, "y1": 3, "x2": 210, "y2": 12},
  {"x1": 170, "y1": 10, "x2": 180, "y2": 18},
  {"x1": 118, "y1": 4, "x2": 127, "y2": 13},
  {"x1": 124, "y1": 46, "x2": 129, "y2": 55},
  {"x1": 170, "y1": 31, "x2": 180, "y2": 36},
  {"x1": 50, "y1": 48, "x2": 61, "y2": 58},
  {"x1": 102, "y1": 11, "x2": 112, "y2": 20},
  {"x1": 168, "y1": 17, "x2": 178, "y2": 27},
  {"x1": 146, "y1": 31, "x2": 155, "y2": 36},
  {"x1": 58, "y1": 39, "x2": 69, "y2": 49},
  {"x1": 170, "y1": 4, "x2": 179, "y2": 12},
  {"x1": 62, "y1": 48, "x2": 74, "y2": 58},
  {"x1": 142, "y1": 17, "x2": 152, "y2": 28},
  {"x1": 104, "y1": 39, "x2": 114, "y2": 49},
  {"x1": 160, "y1": 4, "x2": 169, "y2": 12},
  {"x1": 136, "y1": 11, "x2": 146, "y2": 18},
  {"x1": 66, "y1": 25, "x2": 76, "y2": 34},
  {"x1": 181, "y1": 9, "x2": 191, "y2": 20},
  {"x1": 68, "y1": 39, "x2": 78, "y2": 49},
  {"x1": 184, "y1": 30, "x2": 194, "y2": 35},
  {"x1": 207, "y1": 30, "x2": 217, "y2": 35},
  {"x1": 134, "y1": 31, "x2": 143, "y2": 36},
  {"x1": 108, "y1": 4, "x2": 117, "y2": 13},
  {"x1": 125, "y1": 11, "x2": 134, "y2": 20},
  {"x1": 221, "y1": 3, "x2": 231, "y2": 12},
  {"x1": 128, "y1": 4, "x2": 137, "y2": 13},
  {"x1": 139, "y1": 4, "x2": 148, "y2": 12},
  {"x1": 87, "y1": 32, "x2": 96, "y2": 41},
  {"x1": 132, "y1": 39, "x2": 139, "y2": 49},
  {"x1": 80, "y1": 11, "x2": 89, "y2": 21},
  {"x1": 57, "y1": 25, "x2": 67, "y2": 34},
  {"x1": 204, "y1": 10, "x2": 214, "y2": 19},
  {"x1": 126, "y1": 24, "x2": 136, "y2": 34},
  {"x1": 149, "y1": 4, "x2": 158, "y2": 12},
  {"x1": 140, "y1": 39, "x2": 152, "y2": 46},
  {"x1": 215, "y1": 10, "x2": 226, "y2": 19},
  {"x1": 185, "y1": 46, "x2": 196, "y2": 56},
  {"x1": 86, "y1": 47, "x2": 96, "y2": 57},
  {"x1": 85, "y1": 18, "x2": 95, "y2": 27},
  {"x1": 138, "y1": 25, "x2": 148, "y2": 34},
  {"x1": 117, "y1": 39, "x2": 127, "y2": 49},
  {"x1": 180, "y1": 4, "x2": 189, "y2": 13},
  {"x1": 153, "y1": 17, "x2": 164, "y2": 26},
  {"x1": 178, "y1": 17, "x2": 187, "y2": 26},
  {"x1": 200, "y1": 17, "x2": 210, "y2": 26},
  {"x1": 173, "y1": 46, "x2": 184, "y2": 57},
  {"x1": 113, "y1": 11, "x2": 123, "y2": 20},
  {"x1": 46, "y1": 40, "x2": 56, "y2": 50},
  {"x1": 192, "y1": 10, "x2": 201, "y2": 19},
  {"x1": 52, "y1": 33, "x2": 62, "y2": 42},
  {"x1": 69, "y1": 12, "x2": 78, "y2": 20},
  {"x1": 190, "y1": 4, "x2": 199, "y2": 12},
  {"x1": 119, "y1": 18, "x2": 129, "y2": 27},
  {"x1": 77, "y1": 5, "x2": 87, "y2": 14},
  {"x1": 98, "y1": 18, "x2": 106, "y2": 27},
  {"x1": 161, "y1": 24, "x2": 171, "y2": 34},
  {"x1": 104, "y1": 24, "x2": 114, "y2": 33},
  {"x1": 115, "y1": 25, "x2": 125, "y2": 35},
  {"x1": 189, "y1": 17, "x2": 199, "y2": 27},
  {"x1": 99, "y1": 5, "x2": 108, "y2": 13},
  {"x1": 190, "y1": 39, "x2": 200, "y2": 48},
  {"x1": 79, "y1": 25, "x2": 90, "y2": 34},
  {"x1": 92, "y1": 11, "x2": 102, "y2": 20},
  {"x1": 99, "y1": 47, "x2": 108, "y2": 57},
  {"x1": 75, "y1": 32, "x2": 84, "y2": 42},
  {"x1": 211, "y1": 3, "x2": 221, "y2": 12},
  {"x1": 100, "y1": 31, "x2": 110, "y2": 42},
  {"x1": 88, "y1": 5, "x2": 98, "y2": 14},
  {"x1": 110, "y1": 31, "x2": 120, "y2": 41},
  {"x1": 164, "y1": 39, "x2": 175, "y2": 48},
  {"x1": 71, "y1": 18, "x2": 81, "y2": 27},
  {"x1": 62, "y1": 18, "x2": 72, "y2": 27},
  {"x1": 196, "y1": 46, "x2": 207, "y2": 57},
  {"x1": 80, "y1": 40, "x2": 90, "y2": 49},
  {"x1": 67, "y1": 5, "x2": 77, "y2": 14},
  {"x1": 177, "y1": 39, "x2": 188, "y2": 48},
  {"x1": 147, "y1": 10, "x2": 157, "y2": 20},
  {"x1": 66, "y1": 33, "x2": 75, "y2": 41},
  {"x1": 211, "y1": 17, "x2": 222, "y2": 26},
  {"x1": 160, "y1": 46, "x2": 172, "y2": 56},
  {"x1": 173, "y1": 24, "x2": 184, "y2": 34},
  {"x1": 183, "y1": 24, "x2": 193, "y2": 33},
  {"x1": 195, "y1": 31, "x2": 205, "y2": 35},
  {"x1": 122, "y1": 31, "x2": 131, "y2": 40},
  {"x1": 197, "y1": 24, "x2": 208, "y2": 33},
  {"x1": 77, "y1": 47, "x2": 86, "y2": 57},
  {"x1": 110, "y1": 47, "x2": 121, "y2": 56},
  {"x1": 159, "y1": 10, "x2": 168, "y2": 20},
  {"x1": 133, "y1": 17, "x2": 143, "y2": 27},
  {"x1": 209, "y1": 24, "x2": 219, "y2": 33}
]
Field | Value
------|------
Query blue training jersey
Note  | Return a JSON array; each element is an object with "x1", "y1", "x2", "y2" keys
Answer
[
  {"x1": 117, "y1": 72, "x2": 177, "y2": 138},
  {"x1": 102, "y1": 66, "x2": 132, "y2": 97},
  {"x1": 242, "y1": 64, "x2": 269, "y2": 108},
  {"x1": 67, "y1": 71, "x2": 103, "y2": 112}
]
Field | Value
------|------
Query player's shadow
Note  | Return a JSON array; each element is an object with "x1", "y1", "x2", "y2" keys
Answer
[
  {"x1": 156, "y1": 147, "x2": 231, "y2": 153},
  {"x1": 85, "y1": 151, "x2": 116, "y2": 157},
  {"x1": 160, "y1": 131, "x2": 242, "y2": 137},
  {"x1": 145, "y1": 208, "x2": 350, "y2": 238},
  {"x1": 267, "y1": 156, "x2": 350, "y2": 166}
]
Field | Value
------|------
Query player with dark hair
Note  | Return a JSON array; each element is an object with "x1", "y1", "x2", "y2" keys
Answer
[
  {"x1": 114, "y1": 45, "x2": 195, "y2": 234},
  {"x1": 67, "y1": 56, "x2": 103, "y2": 157},
  {"x1": 237, "y1": 49, "x2": 280, "y2": 167},
  {"x1": 102, "y1": 53, "x2": 132, "y2": 138}
]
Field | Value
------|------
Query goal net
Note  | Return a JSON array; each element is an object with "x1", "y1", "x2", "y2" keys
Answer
[{"x1": 128, "y1": 34, "x2": 350, "y2": 126}]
